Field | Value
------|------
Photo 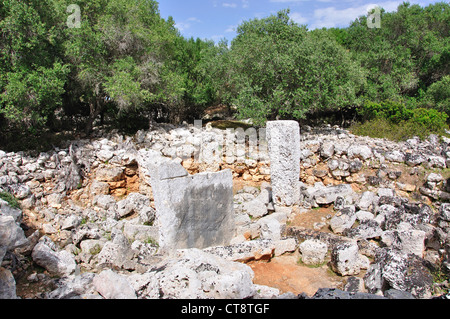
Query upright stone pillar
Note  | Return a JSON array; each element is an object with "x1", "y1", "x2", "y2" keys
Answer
[
  {"x1": 149, "y1": 161, "x2": 235, "y2": 254},
  {"x1": 266, "y1": 121, "x2": 301, "y2": 207}
]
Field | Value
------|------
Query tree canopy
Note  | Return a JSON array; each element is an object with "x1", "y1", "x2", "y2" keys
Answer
[
  {"x1": 0, "y1": 0, "x2": 449, "y2": 146},
  {"x1": 220, "y1": 10, "x2": 366, "y2": 125}
]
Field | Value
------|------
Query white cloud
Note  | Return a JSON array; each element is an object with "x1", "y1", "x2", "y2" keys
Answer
[
  {"x1": 269, "y1": 0, "x2": 309, "y2": 2},
  {"x1": 376, "y1": 0, "x2": 405, "y2": 12},
  {"x1": 310, "y1": 1, "x2": 403, "y2": 29},
  {"x1": 175, "y1": 21, "x2": 190, "y2": 32},
  {"x1": 225, "y1": 24, "x2": 237, "y2": 32},
  {"x1": 175, "y1": 17, "x2": 201, "y2": 32},
  {"x1": 211, "y1": 34, "x2": 226, "y2": 43},
  {"x1": 221, "y1": 1, "x2": 249, "y2": 8},
  {"x1": 290, "y1": 12, "x2": 308, "y2": 25},
  {"x1": 223, "y1": 2, "x2": 238, "y2": 8},
  {"x1": 187, "y1": 17, "x2": 202, "y2": 23}
]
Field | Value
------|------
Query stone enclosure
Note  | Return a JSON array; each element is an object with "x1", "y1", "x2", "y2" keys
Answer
[
  {"x1": 148, "y1": 120, "x2": 300, "y2": 254},
  {"x1": 1, "y1": 120, "x2": 450, "y2": 299}
]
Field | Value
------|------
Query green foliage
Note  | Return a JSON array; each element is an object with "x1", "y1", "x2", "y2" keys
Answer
[
  {"x1": 358, "y1": 100, "x2": 413, "y2": 123},
  {"x1": 171, "y1": 36, "x2": 217, "y2": 116},
  {"x1": 425, "y1": 76, "x2": 450, "y2": 115},
  {"x1": 215, "y1": 10, "x2": 365, "y2": 125},
  {"x1": 0, "y1": 191, "x2": 21, "y2": 210},
  {"x1": 359, "y1": 99, "x2": 448, "y2": 130},
  {"x1": 62, "y1": 0, "x2": 182, "y2": 129},
  {"x1": 0, "y1": 1, "x2": 449, "y2": 146},
  {"x1": 104, "y1": 57, "x2": 152, "y2": 112},
  {"x1": 0, "y1": 0, "x2": 68, "y2": 130},
  {"x1": 410, "y1": 107, "x2": 448, "y2": 132},
  {"x1": 1, "y1": 62, "x2": 69, "y2": 126},
  {"x1": 353, "y1": 105, "x2": 449, "y2": 141},
  {"x1": 342, "y1": 2, "x2": 450, "y2": 103}
]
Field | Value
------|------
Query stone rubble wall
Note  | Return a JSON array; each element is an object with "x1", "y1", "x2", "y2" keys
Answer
[{"x1": 1, "y1": 122, "x2": 450, "y2": 299}]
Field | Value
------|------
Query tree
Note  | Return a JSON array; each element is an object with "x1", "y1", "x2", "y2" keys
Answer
[
  {"x1": 1, "y1": 0, "x2": 447, "y2": 141},
  {"x1": 198, "y1": 38, "x2": 235, "y2": 108},
  {"x1": 0, "y1": 0, "x2": 69, "y2": 131},
  {"x1": 62, "y1": 0, "x2": 184, "y2": 132},
  {"x1": 170, "y1": 36, "x2": 217, "y2": 120},
  {"x1": 217, "y1": 10, "x2": 366, "y2": 125},
  {"x1": 425, "y1": 75, "x2": 450, "y2": 115},
  {"x1": 343, "y1": 2, "x2": 450, "y2": 103}
]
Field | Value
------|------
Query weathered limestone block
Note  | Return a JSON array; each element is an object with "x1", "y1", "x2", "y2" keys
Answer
[
  {"x1": 150, "y1": 161, "x2": 235, "y2": 253},
  {"x1": 0, "y1": 215, "x2": 28, "y2": 264},
  {"x1": 31, "y1": 237, "x2": 77, "y2": 276},
  {"x1": 128, "y1": 249, "x2": 256, "y2": 299},
  {"x1": 93, "y1": 269, "x2": 137, "y2": 299},
  {"x1": 364, "y1": 248, "x2": 433, "y2": 299},
  {"x1": 0, "y1": 268, "x2": 17, "y2": 299},
  {"x1": 299, "y1": 239, "x2": 328, "y2": 265},
  {"x1": 266, "y1": 121, "x2": 301, "y2": 207},
  {"x1": 330, "y1": 242, "x2": 364, "y2": 276},
  {"x1": 202, "y1": 239, "x2": 275, "y2": 263}
]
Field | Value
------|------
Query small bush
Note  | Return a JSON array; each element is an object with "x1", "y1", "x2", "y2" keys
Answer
[
  {"x1": 358, "y1": 100, "x2": 413, "y2": 124},
  {"x1": 0, "y1": 191, "x2": 21, "y2": 209},
  {"x1": 426, "y1": 76, "x2": 450, "y2": 116},
  {"x1": 352, "y1": 117, "x2": 449, "y2": 141},
  {"x1": 351, "y1": 118, "x2": 397, "y2": 140},
  {"x1": 354, "y1": 100, "x2": 449, "y2": 141},
  {"x1": 410, "y1": 108, "x2": 448, "y2": 132}
]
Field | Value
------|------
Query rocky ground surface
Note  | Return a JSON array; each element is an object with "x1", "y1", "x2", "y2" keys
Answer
[{"x1": 1, "y1": 123, "x2": 450, "y2": 299}]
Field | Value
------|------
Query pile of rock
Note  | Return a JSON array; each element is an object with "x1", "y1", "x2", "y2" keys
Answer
[
  {"x1": 1, "y1": 122, "x2": 450, "y2": 299},
  {"x1": 288, "y1": 177, "x2": 450, "y2": 298},
  {"x1": 300, "y1": 126, "x2": 450, "y2": 192},
  {"x1": 0, "y1": 124, "x2": 294, "y2": 299},
  {"x1": 0, "y1": 212, "x2": 29, "y2": 298},
  {"x1": 133, "y1": 123, "x2": 272, "y2": 182}
]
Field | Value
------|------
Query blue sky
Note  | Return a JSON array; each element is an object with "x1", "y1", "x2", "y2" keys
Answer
[{"x1": 158, "y1": 0, "x2": 442, "y2": 42}]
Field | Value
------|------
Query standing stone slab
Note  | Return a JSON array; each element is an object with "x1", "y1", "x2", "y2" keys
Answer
[
  {"x1": 266, "y1": 121, "x2": 301, "y2": 207},
  {"x1": 150, "y1": 162, "x2": 235, "y2": 253}
]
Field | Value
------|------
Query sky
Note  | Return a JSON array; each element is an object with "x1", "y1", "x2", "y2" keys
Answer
[{"x1": 158, "y1": 0, "x2": 442, "y2": 42}]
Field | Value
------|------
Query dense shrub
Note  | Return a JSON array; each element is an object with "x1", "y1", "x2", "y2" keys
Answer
[
  {"x1": 216, "y1": 10, "x2": 366, "y2": 125},
  {"x1": 358, "y1": 100, "x2": 413, "y2": 123},
  {"x1": 352, "y1": 105, "x2": 449, "y2": 141},
  {"x1": 410, "y1": 108, "x2": 448, "y2": 131},
  {"x1": 425, "y1": 76, "x2": 450, "y2": 116}
]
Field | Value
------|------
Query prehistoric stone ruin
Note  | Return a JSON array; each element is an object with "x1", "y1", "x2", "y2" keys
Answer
[
  {"x1": 266, "y1": 121, "x2": 301, "y2": 207},
  {"x1": 1, "y1": 121, "x2": 450, "y2": 299},
  {"x1": 147, "y1": 120, "x2": 300, "y2": 254},
  {"x1": 149, "y1": 161, "x2": 235, "y2": 253}
]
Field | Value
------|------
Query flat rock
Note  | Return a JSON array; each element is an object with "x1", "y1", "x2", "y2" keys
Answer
[
  {"x1": 203, "y1": 239, "x2": 275, "y2": 263},
  {"x1": 96, "y1": 167, "x2": 124, "y2": 182},
  {"x1": 314, "y1": 184, "x2": 354, "y2": 205},
  {"x1": 128, "y1": 249, "x2": 257, "y2": 299},
  {"x1": 93, "y1": 270, "x2": 137, "y2": 299},
  {"x1": 31, "y1": 237, "x2": 77, "y2": 277}
]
